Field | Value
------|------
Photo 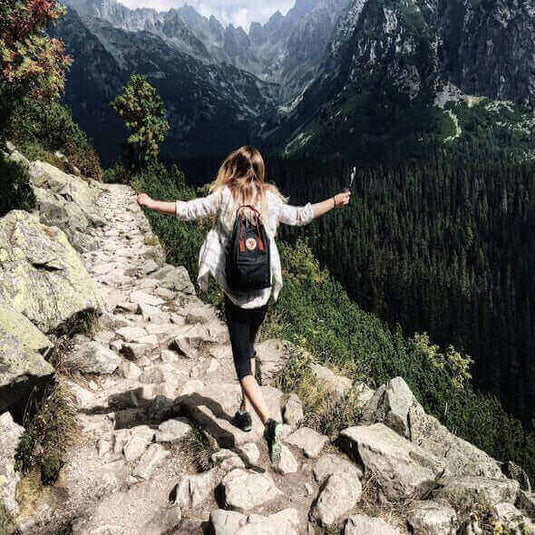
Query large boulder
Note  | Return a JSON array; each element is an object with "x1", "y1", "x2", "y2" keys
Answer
[
  {"x1": 220, "y1": 468, "x2": 283, "y2": 512},
  {"x1": 31, "y1": 187, "x2": 100, "y2": 253},
  {"x1": 0, "y1": 412, "x2": 25, "y2": 515},
  {"x1": 406, "y1": 499, "x2": 458, "y2": 535},
  {"x1": 362, "y1": 376, "x2": 506, "y2": 479},
  {"x1": 310, "y1": 470, "x2": 362, "y2": 528},
  {"x1": 344, "y1": 514, "x2": 403, "y2": 534},
  {"x1": 310, "y1": 363, "x2": 353, "y2": 398},
  {"x1": 0, "y1": 211, "x2": 104, "y2": 333},
  {"x1": 210, "y1": 508, "x2": 300, "y2": 535},
  {"x1": 339, "y1": 423, "x2": 445, "y2": 500},
  {"x1": 432, "y1": 476, "x2": 520, "y2": 510},
  {"x1": 152, "y1": 264, "x2": 195, "y2": 295},
  {"x1": 29, "y1": 161, "x2": 98, "y2": 210},
  {"x1": 0, "y1": 303, "x2": 54, "y2": 412}
]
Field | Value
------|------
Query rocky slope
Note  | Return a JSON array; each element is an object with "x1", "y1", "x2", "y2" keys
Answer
[
  {"x1": 264, "y1": 0, "x2": 535, "y2": 157},
  {"x1": 0, "y1": 147, "x2": 534, "y2": 534}
]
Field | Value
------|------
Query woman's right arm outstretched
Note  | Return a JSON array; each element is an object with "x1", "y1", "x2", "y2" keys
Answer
[{"x1": 137, "y1": 190, "x2": 221, "y2": 221}]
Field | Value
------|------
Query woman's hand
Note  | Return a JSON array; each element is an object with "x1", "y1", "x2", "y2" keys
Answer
[
  {"x1": 334, "y1": 190, "x2": 351, "y2": 208},
  {"x1": 136, "y1": 193, "x2": 153, "y2": 209}
]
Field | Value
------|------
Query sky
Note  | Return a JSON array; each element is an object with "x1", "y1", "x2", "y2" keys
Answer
[{"x1": 117, "y1": 0, "x2": 295, "y2": 30}]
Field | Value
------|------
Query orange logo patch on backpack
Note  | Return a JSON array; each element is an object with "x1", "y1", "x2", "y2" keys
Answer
[{"x1": 245, "y1": 237, "x2": 257, "y2": 251}]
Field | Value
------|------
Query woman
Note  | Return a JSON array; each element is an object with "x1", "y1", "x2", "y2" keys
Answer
[{"x1": 136, "y1": 146, "x2": 351, "y2": 463}]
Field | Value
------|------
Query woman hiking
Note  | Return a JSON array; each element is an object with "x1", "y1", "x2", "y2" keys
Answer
[{"x1": 136, "y1": 146, "x2": 351, "y2": 463}]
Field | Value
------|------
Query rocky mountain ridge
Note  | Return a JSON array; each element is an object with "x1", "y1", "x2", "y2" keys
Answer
[
  {"x1": 0, "y1": 145, "x2": 534, "y2": 533},
  {"x1": 57, "y1": 0, "x2": 535, "y2": 161}
]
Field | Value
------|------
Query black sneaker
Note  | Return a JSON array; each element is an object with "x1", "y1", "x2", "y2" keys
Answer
[
  {"x1": 263, "y1": 418, "x2": 283, "y2": 463},
  {"x1": 233, "y1": 409, "x2": 252, "y2": 432}
]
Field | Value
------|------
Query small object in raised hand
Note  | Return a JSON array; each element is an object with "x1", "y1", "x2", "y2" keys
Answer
[{"x1": 343, "y1": 166, "x2": 357, "y2": 193}]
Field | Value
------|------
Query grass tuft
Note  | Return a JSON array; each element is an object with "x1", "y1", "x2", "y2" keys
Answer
[
  {"x1": 274, "y1": 342, "x2": 365, "y2": 436},
  {"x1": 15, "y1": 379, "x2": 78, "y2": 486},
  {"x1": 178, "y1": 425, "x2": 216, "y2": 472}
]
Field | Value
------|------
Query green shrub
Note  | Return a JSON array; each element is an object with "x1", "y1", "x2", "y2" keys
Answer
[
  {"x1": 0, "y1": 154, "x2": 35, "y2": 216},
  {"x1": 15, "y1": 379, "x2": 78, "y2": 486},
  {"x1": 5, "y1": 98, "x2": 102, "y2": 180}
]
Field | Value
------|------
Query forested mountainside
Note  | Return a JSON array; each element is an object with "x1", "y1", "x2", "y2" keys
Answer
[
  {"x1": 265, "y1": 0, "x2": 535, "y2": 159},
  {"x1": 59, "y1": 0, "x2": 535, "y2": 164}
]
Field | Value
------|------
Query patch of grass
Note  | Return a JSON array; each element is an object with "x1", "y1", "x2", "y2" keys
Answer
[
  {"x1": 15, "y1": 468, "x2": 42, "y2": 520},
  {"x1": 144, "y1": 235, "x2": 160, "y2": 246},
  {"x1": 15, "y1": 379, "x2": 78, "y2": 486},
  {"x1": 178, "y1": 425, "x2": 216, "y2": 472},
  {"x1": 356, "y1": 472, "x2": 417, "y2": 532},
  {"x1": 0, "y1": 502, "x2": 13, "y2": 535},
  {"x1": 274, "y1": 342, "x2": 364, "y2": 436}
]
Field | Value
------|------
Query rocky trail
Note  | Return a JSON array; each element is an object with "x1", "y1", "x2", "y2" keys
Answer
[{"x1": 1, "y1": 149, "x2": 535, "y2": 534}]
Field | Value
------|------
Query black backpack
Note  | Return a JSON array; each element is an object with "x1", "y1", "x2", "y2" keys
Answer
[{"x1": 226, "y1": 204, "x2": 271, "y2": 291}]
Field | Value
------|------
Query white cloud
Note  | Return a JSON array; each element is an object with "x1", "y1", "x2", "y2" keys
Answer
[{"x1": 117, "y1": 0, "x2": 295, "y2": 30}]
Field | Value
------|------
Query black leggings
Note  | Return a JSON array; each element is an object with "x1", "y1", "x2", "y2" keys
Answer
[{"x1": 223, "y1": 293, "x2": 268, "y2": 380}]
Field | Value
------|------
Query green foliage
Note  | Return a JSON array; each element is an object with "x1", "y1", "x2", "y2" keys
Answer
[
  {"x1": 15, "y1": 380, "x2": 78, "y2": 486},
  {"x1": 129, "y1": 161, "x2": 535, "y2": 482},
  {"x1": 0, "y1": 154, "x2": 36, "y2": 216},
  {"x1": 5, "y1": 98, "x2": 102, "y2": 179},
  {"x1": 110, "y1": 74, "x2": 170, "y2": 168},
  {"x1": 0, "y1": 503, "x2": 12, "y2": 535},
  {"x1": 0, "y1": 0, "x2": 71, "y2": 138}
]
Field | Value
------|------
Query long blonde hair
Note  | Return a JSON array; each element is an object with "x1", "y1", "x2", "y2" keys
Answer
[{"x1": 210, "y1": 145, "x2": 286, "y2": 225}]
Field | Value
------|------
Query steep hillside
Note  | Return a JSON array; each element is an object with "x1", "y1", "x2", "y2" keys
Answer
[
  {"x1": 263, "y1": 0, "x2": 535, "y2": 160},
  {"x1": 1, "y1": 147, "x2": 534, "y2": 534}
]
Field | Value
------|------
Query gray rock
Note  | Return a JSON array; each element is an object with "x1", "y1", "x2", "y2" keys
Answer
[
  {"x1": 407, "y1": 499, "x2": 458, "y2": 535},
  {"x1": 255, "y1": 339, "x2": 287, "y2": 385},
  {"x1": 311, "y1": 471, "x2": 362, "y2": 528},
  {"x1": 133, "y1": 443, "x2": 170, "y2": 480},
  {"x1": 516, "y1": 489, "x2": 535, "y2": 517},
  {"x1": 494, "y1": 502, "x2": 533, "y2": 532},
  {"x1": 221, "y1": 468, "x2": 283, "y2": 512},
  {"x1": 344, "y1": 514, "x2": 403, "y2": 534},
  {"x1": 313, "y1": 453, "x2": 363, "y2": 484},
  {"x1": 123, "y1": 425, "x2": 155, "y2": 461},
  {"x1": 500, "y1": 460, "x2": 532, "y2": 492},
  {"x1": 152, "y1": 264, "x2": 195, "y2": 294},
  {"x1": 155, "y1": 418, "x2": 192, "y2": 443},
  {"x1": 75, "y1": 340, "x2": 121, "y2": 374},
  {"x1": 140, "y1": 505, "x2": 182, "y2": 535},
  {"x1": 286, "y1": 427, "x2": 329, "y2": 458},
  {"x1": 362, "y1": 377, "x2": 505, "y2": 480},
  {"x1": 0, "y1": 412, "x2": 24, "y2": 515},
  {"x1": 209, "y1": 509, "x2": 248, "y2": 535},
  {"x1": 115, "y1": 326, "x2": 150, "y2": 343},
  {"x1": 310, "y1": 363, "x2": 353, "y2": 398},
  {"x1": 236, "y1": 443, "x2": 260, "y2": 465},
  {"x1": 362, "y1": 377, "x2": 413, "y2": 437},
  {"x1": 168, "y1": 336, "x2": 199, "y2": 359},
  {"x1": 339, "y1": 423, "x2": 445, "y2": 500},
  {"x1": 120, "y1": 360, "x2": 141, "y2": 381},
  {"x1": 211, "y1": 449, "x2": 246, "y2": 473},
  {"x1": 0, "y1": 303, "x2": 54, "y2": 412},
  {"x1": 433, "y1": 475, "x2": 520, "y2": 509},
  {"x1": 0, "y1": 210, "x2": 104, "y2": 334},
  {"x1": 237, "y1": 508, "x2": 300, "y2": 534},
  {"x1": 273, "y1": 444, "x2": 299, "y2": 475},
  {"x1": 173, "y1": 470, "x2": 216, "y2": 509},
  {"x1": 281, "y1": 393, "x2": 303, "y2": 426}
]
